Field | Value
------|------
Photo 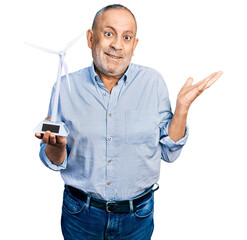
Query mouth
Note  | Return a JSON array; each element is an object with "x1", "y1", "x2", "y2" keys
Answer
[{"x1": 105, "y1": 52, "x2": 122, "y2": 59}]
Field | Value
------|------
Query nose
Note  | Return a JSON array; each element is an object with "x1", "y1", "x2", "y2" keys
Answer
[{"x1": 110, "y1": 36, "x2": 123, "y2": 50}]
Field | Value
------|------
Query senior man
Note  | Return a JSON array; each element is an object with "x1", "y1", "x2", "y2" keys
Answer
[{"x1": 35, "y1": 4, "x2": 222, "y2": 240}]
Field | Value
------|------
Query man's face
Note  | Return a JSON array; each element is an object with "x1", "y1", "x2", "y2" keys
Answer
[{"x1": 87, "y1": 8, "x2": 138, "y2": 79}]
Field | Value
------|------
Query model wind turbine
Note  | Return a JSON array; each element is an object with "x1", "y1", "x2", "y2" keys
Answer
[{"x1": 26, "y1": 33, "x2": 83, "y2": 137}]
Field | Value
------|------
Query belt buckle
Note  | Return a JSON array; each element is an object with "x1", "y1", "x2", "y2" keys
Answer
[{"x1": 106, "y1": 201, "x2": 116, "y2": 213}]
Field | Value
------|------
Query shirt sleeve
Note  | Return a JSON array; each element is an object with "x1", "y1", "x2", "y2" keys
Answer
[
  {"x1": 39, "y1": 141, "x2": 68, "y2": 171},
  {"x1": 38, "y1": 82, "x2": 68, "y2": 171},
  {"x1": 157, "y1": 75, "x2": 189, "y2": 163}
]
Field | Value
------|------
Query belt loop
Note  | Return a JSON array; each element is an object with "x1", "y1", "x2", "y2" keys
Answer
[
  {"x1": 129, "y1": 200, "x2": 134, "y2": 214},
  {"x1": 152, "y1": 183, "x2": 159, "y2": 192},
  {"x1": 85, "y1": 195, "x2": 91, "y2": 212}
]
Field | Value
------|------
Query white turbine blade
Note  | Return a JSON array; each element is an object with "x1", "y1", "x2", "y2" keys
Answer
[
  {"x1": 63, "y1": 60, "x2": 71, "y2": 92},
  {"x1": 51, "y1": 60, "x2": 63, "y2": 122},
  {"x1": 63, "y1": 31, "x2": 85, "y2": 52},
  {"x1": 28, "y1": 33, "x2": 83, "y2": 124},
  {"x1": 24, "y1": 42, "x2": 59, "y2": 55}
]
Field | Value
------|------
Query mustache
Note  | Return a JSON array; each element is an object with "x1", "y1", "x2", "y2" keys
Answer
[{"x1": 104, "y1": 49, "x2": 124, "y2": 58}]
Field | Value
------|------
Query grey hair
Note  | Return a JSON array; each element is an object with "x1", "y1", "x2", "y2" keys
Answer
[{"x1": 92, "y1": 4, "x2": 137, "y2": 32}]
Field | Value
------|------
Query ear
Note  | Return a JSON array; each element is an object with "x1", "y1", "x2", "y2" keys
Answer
[
  {"x1": 86, "y1": 29, "x2": 93, "y2": 49},
  {"x1": 132, "y1": 38, "x2": 139, "y2": 56}
]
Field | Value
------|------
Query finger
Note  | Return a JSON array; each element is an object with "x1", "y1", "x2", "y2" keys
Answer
[
  {"x1": 193, "y1": 71, "x2": 220, "y2": 92},
  {"x1": 183, "y1": 77, "x2": 194, "y2": 88},
  {"x1": 194, "y1": 72, "x2": 217, "y2": 88},
  {"x1": 204, "y1": 71, "x2": 223, "y2": 89},
  {"x1": 45, "y1": 116, "x2": 51, "y2": 121},
  {"x1": 42, "y1": 131, "x2": 51, "y2": 144},
  {"x1": 56, "y1": 135, "x2": 65, "y2": 143},
  {"x1": 57, "y1": 136, "x2": 67, "y2": 147},
  {"x1": 49, "y1": 134, "x2": 57, "y2": 145},
  {"x1": 193, "y1": 79, "x2": 209, "y2": 97},
  {"x1": 191, "y1": 74, "x2": 215, "y2": 96},
  {"x1": 35, "y1": 132, "x2": 42, "y2": 139},
  {"x1": 194, "y1": 71, "x2": 223, "y2": 95},
  {"x1": 203, "y1": 71, "x2": 218, "y2": 82}
]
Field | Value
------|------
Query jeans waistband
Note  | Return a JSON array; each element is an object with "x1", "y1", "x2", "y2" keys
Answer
[{"x1": 66, "y1": 185, "x2": 155, "y2": 214}]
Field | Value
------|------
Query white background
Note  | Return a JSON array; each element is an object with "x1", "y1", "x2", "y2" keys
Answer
[{"x1": 1, "y1": 0, "x2": 247, "y2": 239}]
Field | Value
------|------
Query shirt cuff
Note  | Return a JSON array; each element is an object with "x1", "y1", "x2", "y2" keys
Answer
[
  {"x1": 39, "y1": 143, "x2": 67, "y2": 171},
  {"x1": 160, "y1": 123, "x2": 189, "y2": 151}
]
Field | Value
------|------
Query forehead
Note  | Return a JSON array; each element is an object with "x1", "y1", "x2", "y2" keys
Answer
[{"x1": 97, "y1": 8, "x2": 137, "y2": 33}]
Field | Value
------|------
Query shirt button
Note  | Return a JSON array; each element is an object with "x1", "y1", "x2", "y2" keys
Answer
[
  {"x1": 108, "y1": 113, "x2": 112, "y2": 117},
  {"x1": 104, "y1": 92, "x2": 107, "y2": 96},
  {"x1": 108, "y1": 159, "x2": 112, "y2": 163},
  {"x1": 108, "y1": 137, "x2": 112, "y2": 141},
  {"x1": 107, "y1": 181, "x2": 112, "y2": 185}
]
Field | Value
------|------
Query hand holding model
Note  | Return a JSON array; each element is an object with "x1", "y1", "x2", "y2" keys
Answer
[{"x1": 35, "y1": 117, "x2": 67, "y2": 165}]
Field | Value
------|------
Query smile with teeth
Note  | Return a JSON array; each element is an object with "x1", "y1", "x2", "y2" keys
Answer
[{"x1": 105, "y1": 52, "x2": 122, "y2": 59}]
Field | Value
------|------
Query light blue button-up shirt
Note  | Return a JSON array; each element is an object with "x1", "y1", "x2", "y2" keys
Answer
[{"x1": 39, "y1": 63, "x2": 188, "y2": 201}]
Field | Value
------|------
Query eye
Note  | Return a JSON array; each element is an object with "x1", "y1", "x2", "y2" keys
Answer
[
  {"x1": 124, "y1": 35, "x2": 131, "y2": 41},
  {"x1": 105, "y1": 32, "x2": 113, "y2": 37}
]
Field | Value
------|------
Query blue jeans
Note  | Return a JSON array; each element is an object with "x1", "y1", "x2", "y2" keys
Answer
[{"x1": 61, "y1": 186, "x2": 154, "y2": 240}]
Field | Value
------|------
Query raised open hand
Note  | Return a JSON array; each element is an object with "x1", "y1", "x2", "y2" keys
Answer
[{"x1": 177, "y1": 71, "x2": 223, "y2": 111}]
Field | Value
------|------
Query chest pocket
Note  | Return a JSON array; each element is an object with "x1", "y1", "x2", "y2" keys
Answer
[{"x1": 125, "y1": 111, "x2": 156, "y2": 144}]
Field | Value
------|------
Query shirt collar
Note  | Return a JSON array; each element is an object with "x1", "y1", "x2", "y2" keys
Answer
[
  {"x1": 89, "y1": 62, "x2": 99, "y2": 84},
  {"x1": 89, "y1": 61, "x2": 132, "y2": 86}
]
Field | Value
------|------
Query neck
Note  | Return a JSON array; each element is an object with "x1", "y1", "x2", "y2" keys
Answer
[
  {"x1": 95, "y1": 68, "x2": 124, "y2": 93},
  {"x1": 101, "y1": 77, "x2": 119, "y2": 93}
]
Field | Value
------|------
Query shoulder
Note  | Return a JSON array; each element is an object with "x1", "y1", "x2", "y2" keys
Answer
[
  {"x1": 129, "y1": 63, "x2": 165, "y2": 84},
  {"x1": 130, "y1": 63, "x2": 162, "y2": 76},
  {"x1": 68, "y1": 66, "x2": 91, "y2": 79},
  {"x1": 60, "y1": 66, "x2": 92, "y2": 86}
]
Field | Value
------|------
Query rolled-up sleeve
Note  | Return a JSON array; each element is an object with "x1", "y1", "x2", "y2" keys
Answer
[
  {"x1": 39, "y1": 141, "x2": 68, "y2": 171},
  {"x1": 160, "y1": 121, "x2": 189, "y2": 162},
  {"x1": 157, "y1": 75, "x2": 189, "y2": 163}
]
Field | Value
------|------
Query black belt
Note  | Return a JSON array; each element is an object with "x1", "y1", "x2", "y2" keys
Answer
[{"x1": 67, "y1": 185, "x2": 153, "y2": 213}]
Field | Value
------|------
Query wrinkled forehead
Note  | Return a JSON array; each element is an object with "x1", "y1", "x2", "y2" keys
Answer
[{"x1": 95, "y1": 9, "x2": 137, "y2": 35}]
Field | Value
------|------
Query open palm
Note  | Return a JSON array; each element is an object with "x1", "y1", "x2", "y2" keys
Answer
[{"x1": 177, "y1": 71, "x2": 223, "y2": 110}]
